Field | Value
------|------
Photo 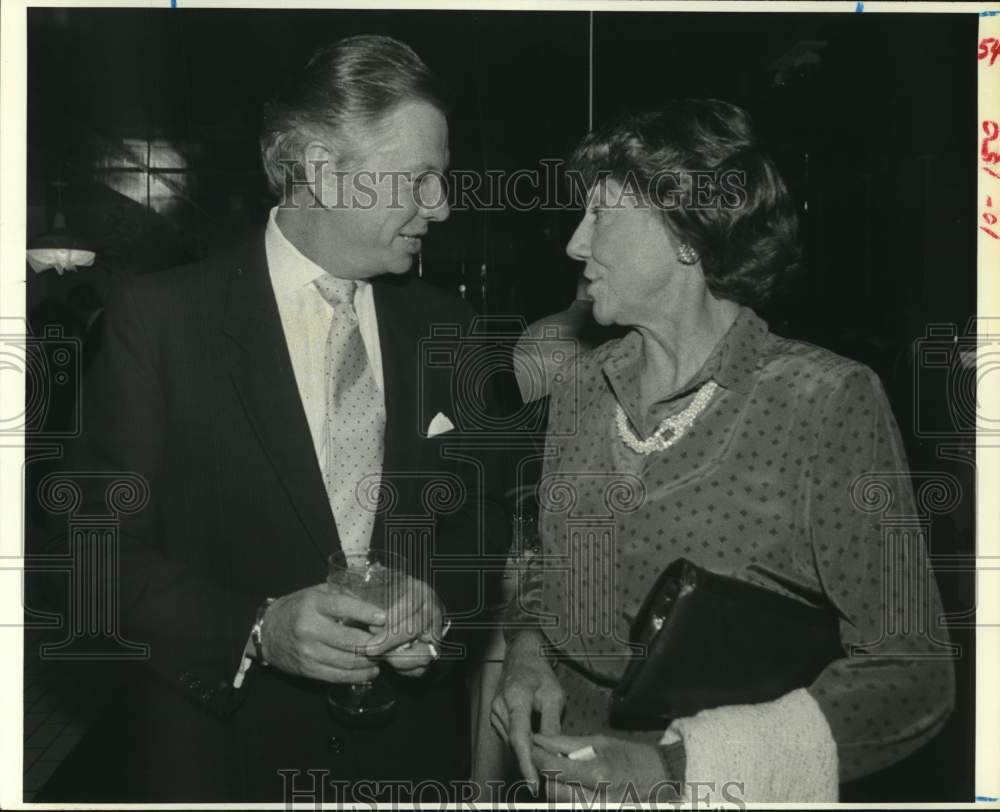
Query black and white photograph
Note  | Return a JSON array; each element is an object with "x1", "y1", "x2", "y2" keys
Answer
[{"x1": 1, "y1": 1, "x2": 996, "y2": 807}]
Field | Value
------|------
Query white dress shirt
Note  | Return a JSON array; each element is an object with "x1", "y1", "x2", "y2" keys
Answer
[
  {"x1": 234, "y1": 211, "x2": 387, "y2": 687},
  {"x1": 264, "y1": 206, "x2": 385, "y2": 471}
]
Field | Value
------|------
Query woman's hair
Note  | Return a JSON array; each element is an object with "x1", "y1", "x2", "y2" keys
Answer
[
  {"x1": 259, "y1": 34, "x2": 449, "y2": 196},
  {"x1": 567, "y1": 100, "x2": 800, "y2": 309}
]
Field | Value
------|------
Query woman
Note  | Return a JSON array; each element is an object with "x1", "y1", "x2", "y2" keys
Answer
[{"x1": 491, "y1": 100, "x2": 954, "y2": 803}]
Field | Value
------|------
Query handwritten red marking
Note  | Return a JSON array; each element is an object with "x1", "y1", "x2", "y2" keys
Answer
[
  {"x1": 984, "y1": 120, "x2": 1000, "y2": 164},
  {"x1": 986, "y1": 166, "x2": 1000, "y2": 180},
  {"x1": 979, "y1": 37, "x2": 1000, "y2": 67},
  {"x1": 981, "y1": 226, "x2": 1000, "y2": 239}
]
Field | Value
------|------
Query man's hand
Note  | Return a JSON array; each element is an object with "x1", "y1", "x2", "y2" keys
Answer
[
  {"x1": 261, "y1": 583, "x2": 385, "y2": 684},
  {"x1": 381, "y1": 637, "x2": 439, "y2": 678},
  {"x1": 531, "y1": 733, "x2": 681, "y2": 804},
  {"x1": 363, "y1": 576, "x2": 446, "y2": 678},
  {"x1": 490, "y1": 630, "x2": 565, "y2": 792}
]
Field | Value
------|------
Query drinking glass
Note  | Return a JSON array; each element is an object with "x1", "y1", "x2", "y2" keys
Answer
[{"x1": 326, "y1": 548, "x2": 407, "y2": 723}]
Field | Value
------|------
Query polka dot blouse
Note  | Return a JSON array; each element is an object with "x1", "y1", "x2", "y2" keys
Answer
[{"x1": 513, "y1": 306, "x2": 955, "y2": 784}]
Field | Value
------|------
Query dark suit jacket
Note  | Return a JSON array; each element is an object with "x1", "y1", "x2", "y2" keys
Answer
[
  {"x1": 80, "y1": 309, "x2": 104, "y2": 372},
  {"x1": 39, "y1": 235, "x2": 510, "y2": 802}
]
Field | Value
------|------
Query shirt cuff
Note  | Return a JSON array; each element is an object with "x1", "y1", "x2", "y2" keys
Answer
[
  {"x1": 232, "y1": 633, "x2": 255, "y2": 689},
  {"x1": 657, "y1": 740, "x2": 687, "y2": 781}
]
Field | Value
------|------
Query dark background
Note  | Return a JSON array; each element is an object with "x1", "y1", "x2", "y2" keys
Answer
[{"x1": 24, "y1": 7, "x2": 977, "y2": 802}]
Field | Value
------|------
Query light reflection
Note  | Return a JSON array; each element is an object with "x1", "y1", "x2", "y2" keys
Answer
[{"x1": 93, "y1": 139, "x2": 191, "y2": 216}]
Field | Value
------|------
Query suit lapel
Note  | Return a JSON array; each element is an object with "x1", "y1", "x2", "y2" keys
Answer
[
  {"x1": 370, "y1": 279, "x2": 430, "y2": 554},
  {"x1": 374, "y1": 280, "x2": 422, "y2": 464},
  {"x1": 222, "y1": 235, "x2": 338, "y2": 563}
]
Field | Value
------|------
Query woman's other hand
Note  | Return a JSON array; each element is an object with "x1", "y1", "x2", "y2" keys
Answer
[
  {"x1": 491, "y1": 630, "x2": 565, "y2": 792},
  {"x1": 531, "y1": 733, "x2": 682, "y2": 803}
]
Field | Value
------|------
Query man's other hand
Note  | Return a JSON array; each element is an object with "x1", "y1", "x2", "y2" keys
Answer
[{"x1": 363, "y1": 576, "x2": 446, "y2": 678}]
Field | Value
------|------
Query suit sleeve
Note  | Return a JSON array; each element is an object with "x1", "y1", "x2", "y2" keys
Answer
[
  {"x1": 804, "y1": 366, "x2": 955, "y2": 782},
  {"x1": 60, "y1": 275, "x2": 258, "y2": 718}
]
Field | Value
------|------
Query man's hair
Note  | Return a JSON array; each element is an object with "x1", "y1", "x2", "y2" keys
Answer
[
  {"x1": 568, "y1": 99, "x2": 800, "y2": 309},
  {"x1": 259, "y1": 34, "x2": 449, "y2": 196}
]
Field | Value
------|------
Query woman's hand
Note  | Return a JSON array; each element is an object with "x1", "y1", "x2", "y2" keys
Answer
[
  {"x1": 531, "y1": 733, "x2": 681, "y2": 804},
  {"x1": 491, "y1": 630, "x2": 565, "y2": 792}
]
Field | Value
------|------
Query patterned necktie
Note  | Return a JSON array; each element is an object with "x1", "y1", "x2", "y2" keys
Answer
[{"x1": 313, "y1": 274, "x2": 386, "y2": 559}]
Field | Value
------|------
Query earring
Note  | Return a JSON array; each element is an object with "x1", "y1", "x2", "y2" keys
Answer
[{"x1": 677, "y1": 243, "x2": 698, "y2": 265}]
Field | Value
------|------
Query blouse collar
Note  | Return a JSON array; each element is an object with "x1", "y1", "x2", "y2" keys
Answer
[{"x1": 600, "y1": 306, "x2": 768, "y2": 436}]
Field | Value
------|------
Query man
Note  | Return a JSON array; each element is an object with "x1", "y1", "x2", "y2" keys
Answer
[
  {"x1": 40, "y1": 35, "x2": 508, "y2": 802},
  {"x1": 66, "y1": 283, "x2": 104, "y2": 371}
]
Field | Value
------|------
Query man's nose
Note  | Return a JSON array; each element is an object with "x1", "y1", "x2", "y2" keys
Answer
[
  {"x1": 418, "y1": 175, "x2": 450, "y2": 223},
  {"x1": 421, "y1": 195, "x2": 449, "y2": 223},
  {"x1": 566, "y1": 219, "x2": 590, "y2": 261}
]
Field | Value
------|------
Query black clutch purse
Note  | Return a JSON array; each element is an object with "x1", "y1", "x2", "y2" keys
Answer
[{"x1": 608, "y1": 559, "x2": 844, "y2": 725}]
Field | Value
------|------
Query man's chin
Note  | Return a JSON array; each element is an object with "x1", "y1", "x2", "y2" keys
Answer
[
  {"x1": 378, "y1": 255, "x2": 416, "y2": 276},
  {"x1": 592, "y1": 304, "x2": 615, "y2": 326}
]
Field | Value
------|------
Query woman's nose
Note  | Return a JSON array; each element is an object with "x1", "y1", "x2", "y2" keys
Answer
[{"x1": 566, "y1": 218, "x2": 590, "y2": 261}]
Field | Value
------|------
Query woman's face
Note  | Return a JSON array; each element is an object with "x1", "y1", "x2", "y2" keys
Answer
[{"x1": 566, "y1": 178, "x2": 685, "y2": 327}]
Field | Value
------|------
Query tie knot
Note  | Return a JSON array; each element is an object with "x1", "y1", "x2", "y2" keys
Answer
[{"x1": 314, "y1": 274, "x2": 357, "y2": 307}]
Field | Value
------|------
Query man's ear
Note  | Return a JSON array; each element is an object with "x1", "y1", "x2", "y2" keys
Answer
[{"x1": 302, "y1": 141, "x2": 338, "y2": 207}]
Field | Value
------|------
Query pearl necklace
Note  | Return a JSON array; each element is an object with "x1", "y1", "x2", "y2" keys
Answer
[{"x1": 615, "y1": 380, "x2": 719, "y2": 455}]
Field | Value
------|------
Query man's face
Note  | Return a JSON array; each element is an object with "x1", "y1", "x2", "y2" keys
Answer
[{"x1": 314, "y1": 100, "x2": 450, "y2": 279}]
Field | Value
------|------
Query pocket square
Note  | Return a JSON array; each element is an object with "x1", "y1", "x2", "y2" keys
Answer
[{"x1": 427, "y1": 412, "x2": 456, "y2": 438}]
